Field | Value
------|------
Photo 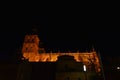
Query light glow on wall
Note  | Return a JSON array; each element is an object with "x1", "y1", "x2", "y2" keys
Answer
[
  {"x1": 117, "y1": 67, "x2": 120, "y2": 70},
  {"x1": 83, "y1": 65, "x2": 86, "y2": 71}
]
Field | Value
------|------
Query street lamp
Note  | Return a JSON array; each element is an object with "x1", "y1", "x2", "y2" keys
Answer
[{"x1": 83, "y1": 65, "x2": 87, "y2": 80}]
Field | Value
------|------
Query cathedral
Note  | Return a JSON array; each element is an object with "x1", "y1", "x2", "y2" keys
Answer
[{"x1": 17, "y1": 34, "x2": 104, "y2": 80}]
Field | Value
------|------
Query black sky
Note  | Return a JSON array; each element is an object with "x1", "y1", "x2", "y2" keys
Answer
[{"x1": 0, "y1": 12, "x2": 120, "y2": 62}]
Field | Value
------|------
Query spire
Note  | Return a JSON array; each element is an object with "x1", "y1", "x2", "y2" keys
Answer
[
  {"x1": 31, "y1": 25, "x2": 39, "y2": 34},
  {"x1": 91, "y1": 45, "x2": 95, "y2": 52}
]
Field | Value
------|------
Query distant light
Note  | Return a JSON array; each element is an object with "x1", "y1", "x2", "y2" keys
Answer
[
  {"x1": 117, "y1": 67, "x2": 120, "y2": 70},
  {"x1": 83, "y1": 65, "x2": 86, "y2": 71}
]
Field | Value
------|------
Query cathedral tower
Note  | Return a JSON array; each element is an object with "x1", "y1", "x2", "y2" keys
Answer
[{"x1": 22, "y1": 35, "x2": 40, "y2": 61}]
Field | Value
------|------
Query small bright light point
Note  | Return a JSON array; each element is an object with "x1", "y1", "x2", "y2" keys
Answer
[
  {"x1": 117, "y1": 67, "x2": 120, "y2": 69},
  {"x1": 83, "y1": 65, "x2": 86, "y2": 71}
]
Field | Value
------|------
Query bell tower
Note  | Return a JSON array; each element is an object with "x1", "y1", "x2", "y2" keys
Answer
[{"x1": 22, "y1": 34, "x2": 40, "y2": 61}]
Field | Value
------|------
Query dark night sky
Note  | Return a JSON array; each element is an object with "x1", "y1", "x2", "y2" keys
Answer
[{"x1": 0, "y1": 12, "x2": 120, "y2": 62}]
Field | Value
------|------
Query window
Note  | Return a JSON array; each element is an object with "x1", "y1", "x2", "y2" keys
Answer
[
  {"x1": 31, "y1": 39, "x2": 34, "y2": 42},
  {"x1": 26, "y1": 48, "x2": 28, "y2": 51}
]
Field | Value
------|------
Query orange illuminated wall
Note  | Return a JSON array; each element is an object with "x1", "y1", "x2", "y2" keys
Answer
[{"x1": 21, "y1": 35, "x2": 101, "y2": 72}]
